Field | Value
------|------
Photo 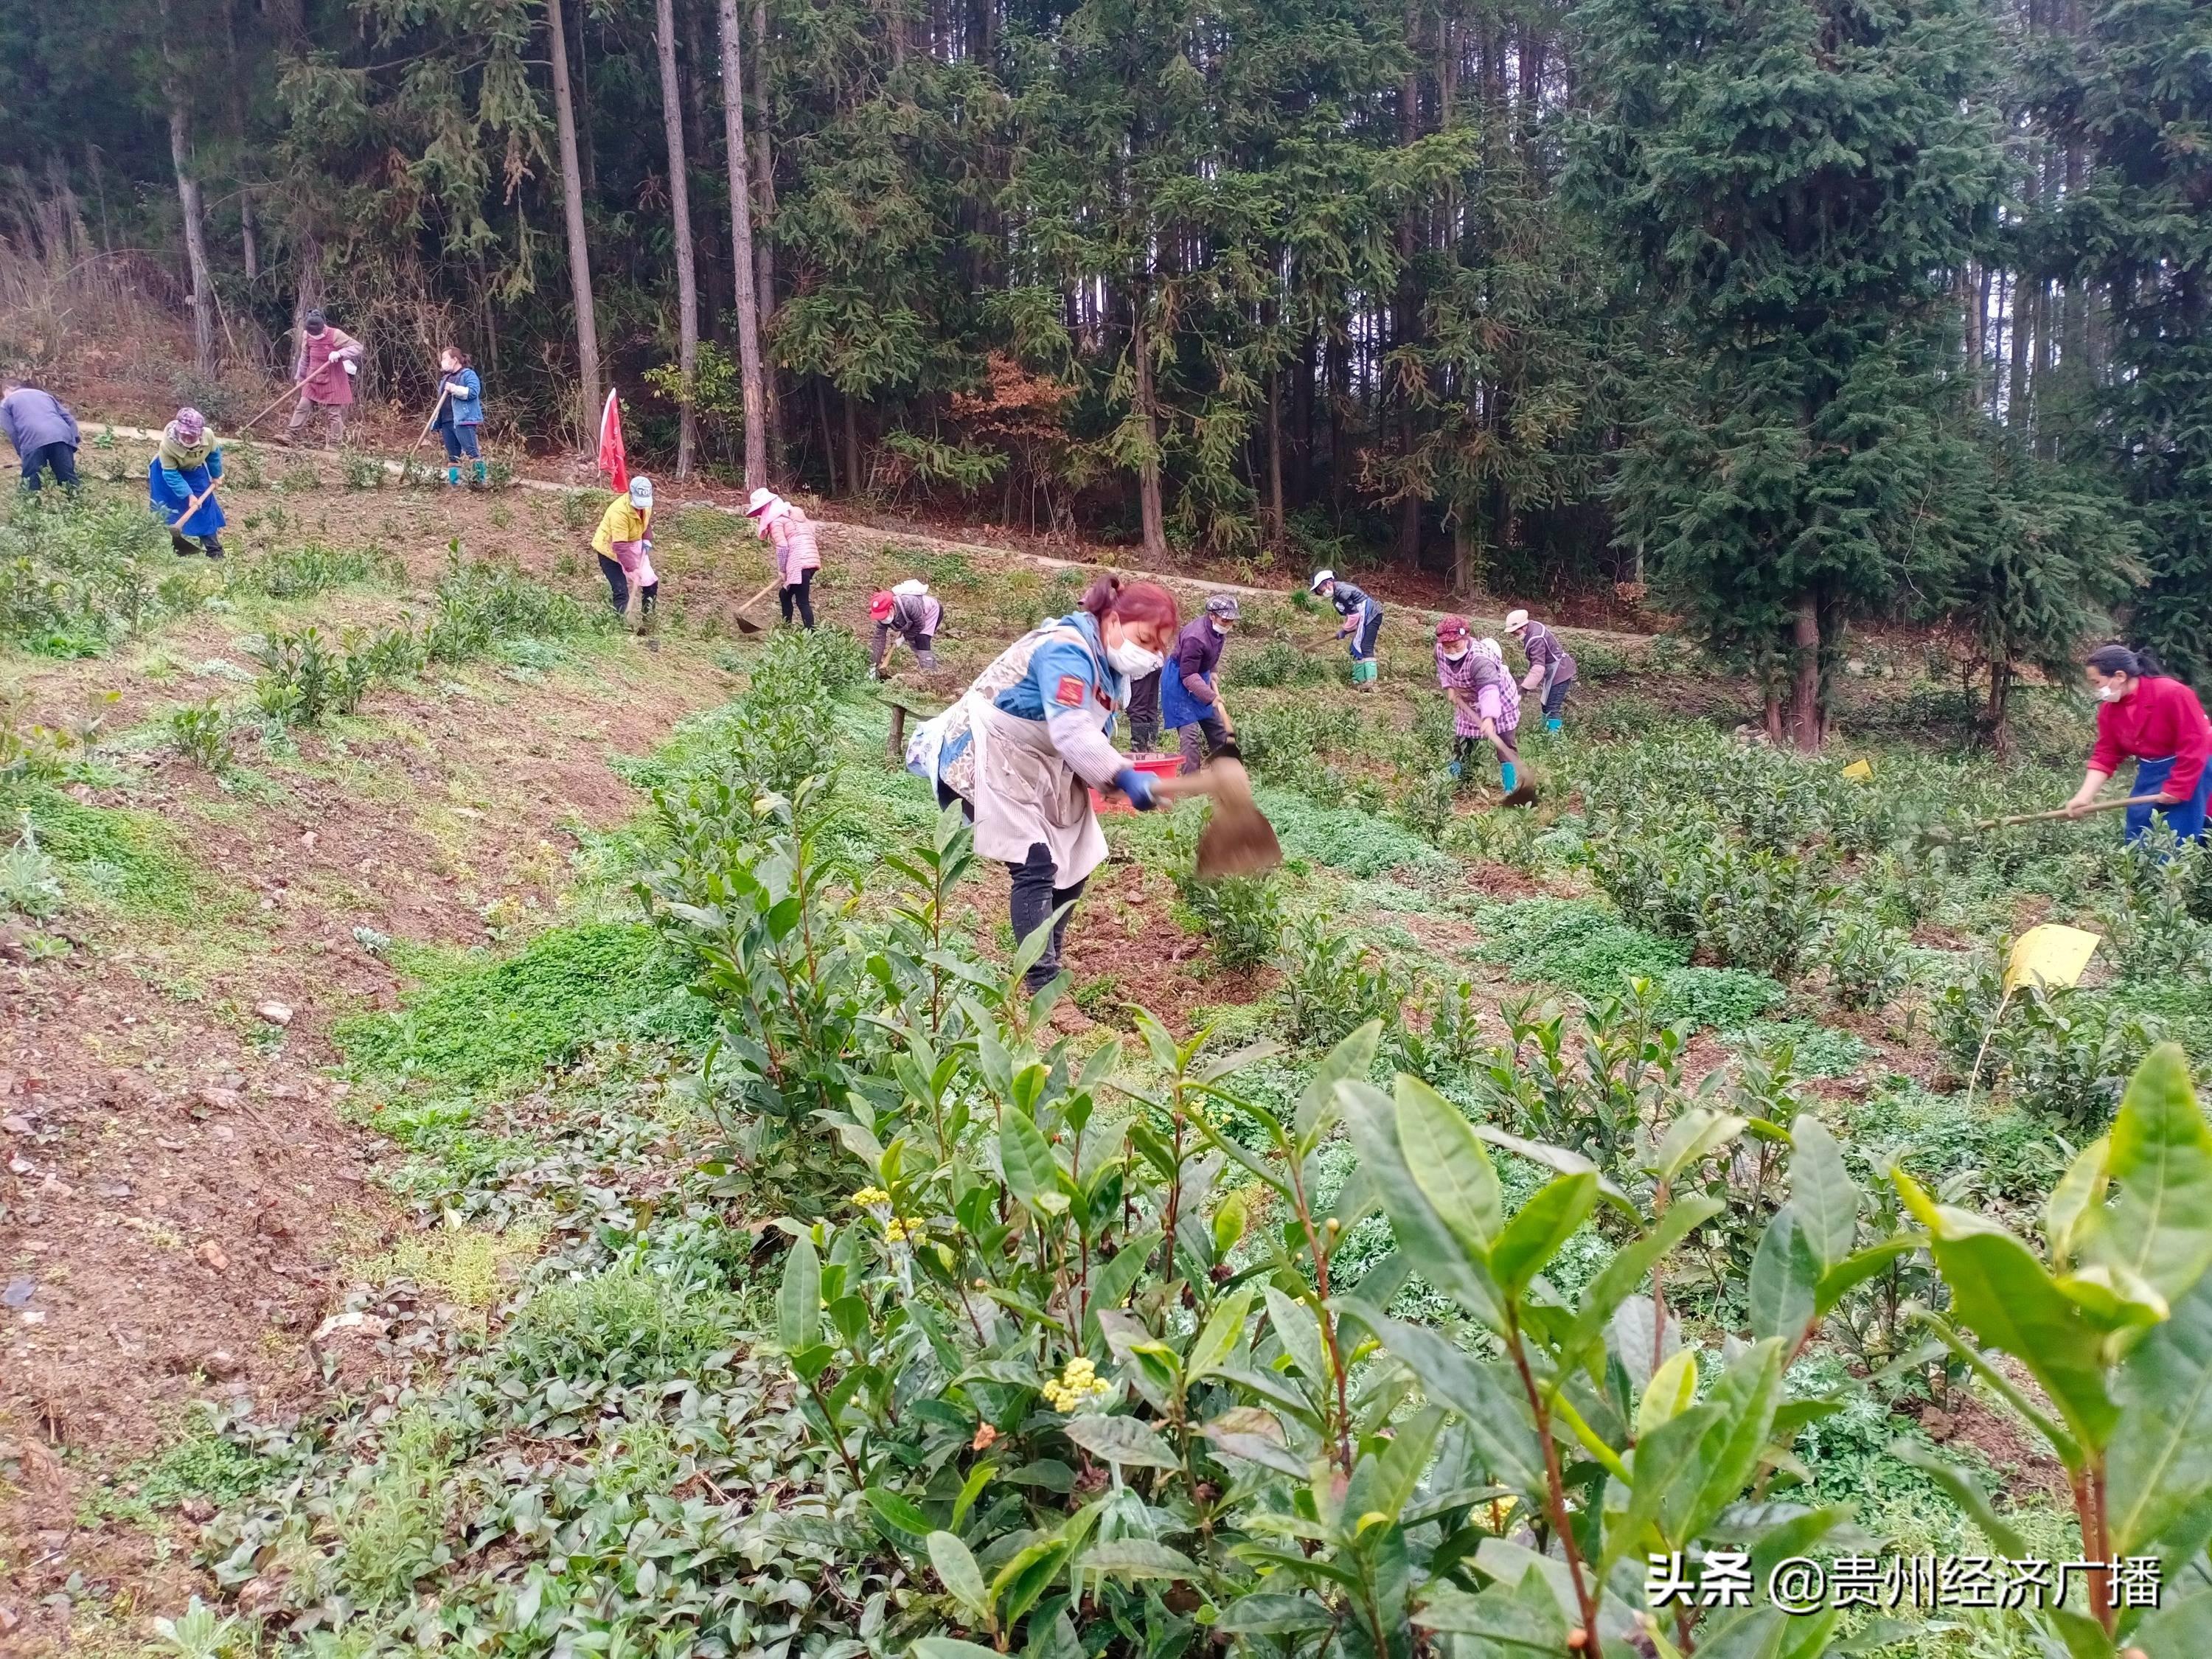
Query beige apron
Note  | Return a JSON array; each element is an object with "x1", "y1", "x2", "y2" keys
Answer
[{"x1": 967, "y1": 691, "x2": 1109, "y2": 883}]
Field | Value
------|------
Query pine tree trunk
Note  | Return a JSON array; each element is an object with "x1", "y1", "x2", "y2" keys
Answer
[
  {"x1": 844, "y1": 388, "x2": 861, "y2": 498},
  {"x1": 716, "y1": 0, "x2": 769, "y2": 490},
  {"x1": 224, "y1": 0, "x2": 257, "y2": 282},
  {"x1": 159, "y1": 0, "x2": 218, "y2": 375},
  {"x1": 1986, "y1": 661, "x2": 2014, "y2": 756},
  {"x1": 547, "y1": 0, "x2": 603, "y2": 440},
  {"x1": 1790, "y1": 596, "x2": 1822, "y2": 752},
  {"x1": 751, "y1": 0, "x2": 785, "y2": 477},
  {"x1": 1132, "y1": 293, "x2": 1169, "y2": 561},
  {"x1": 654, "y1": 0, "x2": 700, "y2": 478},
  {"x1": 681, "y1": 0, "x2": 729, "y2": 347},
  {"x1": 1266, "y1": 366, "x2": 1286, "y2": 552}
]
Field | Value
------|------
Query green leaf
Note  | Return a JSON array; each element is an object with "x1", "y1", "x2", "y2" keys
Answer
[
  {"x1": 1082, "y1": 1229, "x2": 1161, "y2": 1340},
  {"x1": 950, "y1": 1461, "x2": 996, "y2": 1534},
  {"x1": 1813, "y1": 1237, "x2": 1917, "y2": 1316},
  {"x1": 1788, "y1": 1116, "x2": 1860, "y2": 1272},
  {"x1": 1000, "y1": 1107, "x2": 1068, "y2": 1219},
  {"x1": 1888, "y1": 1441, "x2": 2029, "y2": 1559},
  {"x1": 1361, "y1": 1312, "x2": 1546, "y2": 1495},
  {"x1": 1470, "y1": 1124, "x2": 1638, "y2": 1217},
  {"x1": 777, "y1": 1233, "x2": 821, "y2": 1354},
  {"x1": 2110, "y1": 1263, "x2": 2212, "y2": 1554},
  {"x1": 1747, "y1": 1204, "x2": 1820, "y2": 1345},
  {"x1": 1568, "y1": 1195, "x2": 1723, "y2": 1360},
  {"x1": 1413, "y1": 1580, "x2": 1569, "y2": 1647},
  {"x1": 1298, "y1": 1022, "x2": 1380, "y2": 1138},
  {"x1": 1264, "y1": 1285, "x2": 1331, "y2": 1394},
  {"x1": 2042, "y1": 1136, "x2": 2111, "y2": 1265},
  {"x1": 1186, "y1": 1286, "x2": 1254, "y2": 1382},
  {"x1": 1062, "y1": 1413, "x2": 1178, "y2": 1470},
  {"x1": 1338, "y1": 1079, "x2": 1503, "y2": 1326},
  {"x1": 989, "y1": 1539, "x2": 1071, "y2": 1629},
  {"x1": 1079, "y1": 1539, "x2": 1200, "y2": 1579},
  {"x1": 1636, "y1": 1349, "x2": 1699, "y2": 1437},
  {"x1": 863, "y1": 1486, "x2": 935, "y2": 1547},
  {"x1": 1490, "y1": 1172, "x2": 1597, "y2": 1297},
  {"x1": 912, "y1": 1641, "x2": 1004, "y2": 1659},
  {"x1": 1396, "y1": 1074, "x2": 1502, "y2": 1255},
  {"x1": 1652, "y1": 1107, "x2": 1746, "y2": 1186},
  {"x1": 927, "y1": 1531, "x2": 991, "y2": 1624},
  {"x1": 1214, "y1": 1594, "x2": 1335, "y2": 1635},
  {"x1": 1343, "y1": 1404, "x2": 1445, "y2": 1530},
  {"x1": 1894, "y1": 1169, "x2": 2118, "y2": 1455},
  {"x1": 2089, "y1": 1043, "x2": 2212, "y2": 1307}
]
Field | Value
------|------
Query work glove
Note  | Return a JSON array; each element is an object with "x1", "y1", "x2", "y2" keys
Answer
[{"x1": 1113, "y1": 767, "x2": 1158, "y2": 811}]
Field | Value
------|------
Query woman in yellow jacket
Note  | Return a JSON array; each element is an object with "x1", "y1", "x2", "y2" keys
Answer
[{"x1": 591, "y1": 476, "x2": 659, "y2": 628}]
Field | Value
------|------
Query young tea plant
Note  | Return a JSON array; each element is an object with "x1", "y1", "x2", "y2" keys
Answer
[{"x1": 167, "y1": 700, "x2": 235, "y2": 773}]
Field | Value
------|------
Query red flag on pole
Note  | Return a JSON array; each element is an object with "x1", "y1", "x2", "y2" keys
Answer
[{"x1": 597, "y1": 389, "x2": 629, "y2": 491}]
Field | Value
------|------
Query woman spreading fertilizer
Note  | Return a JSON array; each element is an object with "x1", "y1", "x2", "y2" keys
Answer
[
  {"x1": 2065, "y1": 644, "x2": 2211, "y2": 845},
  {"x1": 910, "y1": 576, "x2": 1180, "y2": 995},
  {"x1": 1160, "y1": 594, "x2": 1239, "y2": 774},
  {"x1": 1434, "y1": 617, "x2": 1521, "y2": 793},
  {"x1": 590, "y1": 475, "x2": 659, "y2": 630},
  {"x1": 1310, "y1": 569, "x2": 1383, "y2": 687},
  {"x1": 432, "y1": 348, "x2": 485, "y2": 487},
  {"x1": 148, "y1": 407, "x2": 226, "y2": 559}
]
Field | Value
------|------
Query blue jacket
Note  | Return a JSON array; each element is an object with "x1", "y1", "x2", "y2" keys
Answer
[
  {"x1": 436, "y1": 367, "x2": 483, "y2": 426},
  {"x1": 939, "y1": 611, "x2": 1130, "y2": 785},
  {"x1": 150, "y1": 449, "x2": 226, "y2": 536},
  {"x1": 1, "y1": 386, "x2": 79, "y2": 455}
]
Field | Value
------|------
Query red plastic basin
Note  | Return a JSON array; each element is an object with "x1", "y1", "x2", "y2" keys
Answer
[{"x1": 1092, "y1": 753, "x2": 1183, "y2": 815}]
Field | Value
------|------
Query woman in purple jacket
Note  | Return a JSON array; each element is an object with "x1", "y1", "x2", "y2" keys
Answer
[{"x1": 1160, "y1": 594, "x2": 1240, "y2": 773}]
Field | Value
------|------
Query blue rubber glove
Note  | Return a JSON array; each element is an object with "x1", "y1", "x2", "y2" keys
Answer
[{"x1": 1113, "y1": 767, "x2": 1158, "y2": 811}]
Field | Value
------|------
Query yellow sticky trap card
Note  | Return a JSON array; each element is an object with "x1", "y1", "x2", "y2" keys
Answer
[
  {"x1": 1840, "y1": 758, "x2": 1874, "y2": 782},
  {"x1": 2004, "y1": 924, "x2": 2101, "y2": 994}
]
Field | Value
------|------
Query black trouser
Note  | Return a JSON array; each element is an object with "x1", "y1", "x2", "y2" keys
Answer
[
  {"x1": 597, "y1": 553, "x2": 658, "y2": 618},
  {"x1": 780, "y1": 569, "x2": 815, "y2": 628},
  {"x1": 1177, "y1": 711, "x2": 1229, "y2": 775},
  {"x1": 934, "y1": 781, "x2": 1085, "y2": 993},
  {"x1": 1127, "y1": 668, "x2": 1163, "y2": 751},
  {"x1": 20, "y1": 442, "x2": 77, "y2": 490},
  {"x1": 171, "y1": 529, "x2": 224, "y2": 557}
]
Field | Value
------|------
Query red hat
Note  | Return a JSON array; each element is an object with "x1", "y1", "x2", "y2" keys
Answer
[
  {"x1": 1435, "y1": 614, "x2": 1470, "y2": 641},
  {"x1": 869, "y1": 591, "x2": 895, "y2": 622}
]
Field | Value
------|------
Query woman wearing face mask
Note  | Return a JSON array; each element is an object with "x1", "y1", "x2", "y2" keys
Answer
[
  {"x1": 1433, "y1": 618, "x2": 1521, "y2": 793},
  {"x1": 1160, "y1": 594, "x2": 1240, "y2": 774},
  {"x1": 2066, "y1": 644, "x2": 2211, "y2": 845},
  {"x1": 913, "y1": 575, "x2": 1180, "y2": 995},
  {"x1": 591, "y1": 475, "x2": 660, "y2": 631},
  {"x1": 1310, "y1": 569, "x2": 1384, "y2": 687}
]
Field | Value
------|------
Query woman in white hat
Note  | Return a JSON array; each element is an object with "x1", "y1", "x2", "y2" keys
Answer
[
  {"x1": 745, "y1": 487, "x2": 821, "y2": 630},
  {"x1": 1504, "y1": 608, "x2": 1576, "y2": 733},
  {"x1": 1310, "y1": 569, "x2": 1383, "y2": 687}
]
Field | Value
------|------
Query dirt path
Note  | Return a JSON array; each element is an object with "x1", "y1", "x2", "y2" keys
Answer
[{"x1": 84, "y1": 422, "x2": 1666, "y2": 658}]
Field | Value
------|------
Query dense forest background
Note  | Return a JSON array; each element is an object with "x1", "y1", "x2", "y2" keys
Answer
[{"x1": 0, "y1": 0, "x2": 2205, "y2": 742}]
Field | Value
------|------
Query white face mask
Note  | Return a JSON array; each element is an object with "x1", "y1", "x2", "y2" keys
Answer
[
  {"x1": 1108, "y1": 639, "x2": 1164, "y2": 677},
  {"x1": 2098, "y1": 681, "x2": 2126, "y2": 703},
  {"x1": 1211, "y1": 620, "x2": 1230, "y2": 636},
  {"x1": 1441, "y1": 645, "x2": 1468, "y2": 661}
]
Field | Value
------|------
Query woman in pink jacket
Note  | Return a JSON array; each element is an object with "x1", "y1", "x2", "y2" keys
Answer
[{"x1": 745, "y1": 487, "x2": 821, "y2": 630}]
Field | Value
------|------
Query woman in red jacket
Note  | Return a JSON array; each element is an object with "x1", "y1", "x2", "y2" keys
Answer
[{"x1": 2065, "y1": 644, "x2": 2212, "y2": 845}]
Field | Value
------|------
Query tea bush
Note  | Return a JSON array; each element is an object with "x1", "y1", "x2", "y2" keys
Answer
[
  {"x1": 222, "y1": 540, "x2": 403, "y2": 599},
  {"x1": 1, "y1": 490, "x2": 200, "y2": 655}
]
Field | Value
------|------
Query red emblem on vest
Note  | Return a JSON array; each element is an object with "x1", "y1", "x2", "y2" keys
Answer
[{"x1": 1053, "y1": 675, "x2": 1087, "y2": 708}]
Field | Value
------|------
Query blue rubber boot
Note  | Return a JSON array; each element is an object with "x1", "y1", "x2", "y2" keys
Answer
[
  {"x1": 1448, "y1": 760, "x2": 1463, "y2": 780},
  {"x1": 473, "y1": 460, "x2": 487, "y2": 487},
  {"x1": 447, "y1": 466, "x2": 460, "y2": 486},
  {"x1": 1546, "y1": 718, "x2": 1562, "y2": 734},
  {"x1": 1501, "y1": 761, "x2": 1518, "y2": 793}
]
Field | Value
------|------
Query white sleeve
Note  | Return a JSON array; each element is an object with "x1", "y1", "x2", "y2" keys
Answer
[{"x1": 1046, "y1": 707, "x2": 1127, "y2": 789}]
